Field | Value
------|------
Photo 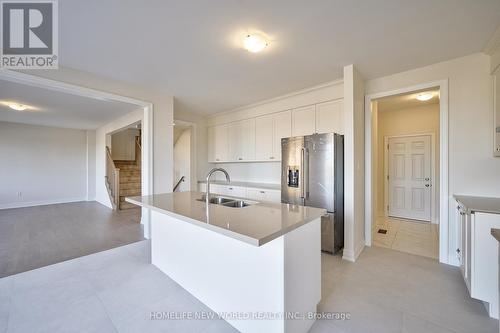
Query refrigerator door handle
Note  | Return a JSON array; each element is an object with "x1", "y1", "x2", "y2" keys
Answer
[
  {"x1": 305, "y1": 147, "x2": 309, "y2": 199},
  {"x1": 300, "y1": 147, "x2": 305, "y2": 200}
]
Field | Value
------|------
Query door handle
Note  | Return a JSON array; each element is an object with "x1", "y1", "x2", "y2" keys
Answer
[{"x1": 300, "y1": 148, "x2": 305, "y2": 199}]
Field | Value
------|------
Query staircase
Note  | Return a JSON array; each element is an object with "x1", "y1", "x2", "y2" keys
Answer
[
  {"x1": 105, "y1": 135, "x2": 142, "y2": 210},
  {"x1": 114, "y1": 160, "x2": 141, "y2": 210}
]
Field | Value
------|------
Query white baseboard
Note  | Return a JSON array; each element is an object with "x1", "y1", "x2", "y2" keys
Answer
[
  {"x1": 0, "y1": 197, "x2": 87, "y2": 210},
  {"x1": 342, "y1": 239, "x2": 365, "y2": 262}
]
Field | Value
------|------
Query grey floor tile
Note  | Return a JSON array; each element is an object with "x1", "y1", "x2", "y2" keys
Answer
[
  {"x1": 0, "y1": 297, "x2": 10, "y2": 333},
  {"x1": 110, "y1": 287, "x2": 216, "y2": 333},
  {"x1": 6, "y1": 276, "x2": 116, "y2": 333},
  {"x1": 402, "y1": 313, "x2": 456, "y2": 333},
  {"x1": 96, "y1": 265, "x2": 180, "y2": 324}
]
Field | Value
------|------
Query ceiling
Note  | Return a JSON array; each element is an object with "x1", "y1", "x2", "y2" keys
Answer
[
  {"x1": 53, "y1": 0, "x2": 500, "y2": 115},
  {"x1": 376, "y1": 88, "x2": 440, "y2": 112},
  {"x1": 0, "y1": 79, "x2": 139, "y2": 130}
]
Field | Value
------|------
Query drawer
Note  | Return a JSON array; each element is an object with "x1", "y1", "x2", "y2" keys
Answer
[
  {"x1": 246, "y1": 188, "x2": 281, "y2": 203},
  {"x1": 221, "y1": 185, "x2": 246, "y2": 198}
]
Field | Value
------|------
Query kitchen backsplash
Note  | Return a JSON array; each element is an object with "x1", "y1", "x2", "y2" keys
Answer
[{"x1": 213, "y1": 162, "x2": 281, "y2": 184}]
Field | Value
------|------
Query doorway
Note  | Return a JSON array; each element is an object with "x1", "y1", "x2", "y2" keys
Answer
[
  {"x1": 368, "y1": 86, "x2": 442, "y2": 260},
  {"x1": 173, "y1": 120, "x2": 197, "y2": 192}
]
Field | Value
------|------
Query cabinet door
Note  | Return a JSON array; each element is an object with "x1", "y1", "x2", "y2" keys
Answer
[
  {"x1": 316, "y1": 100, "x2": 344, "y2": 134},
  {"x1": 224, "y1": 186, "x2": 246, "y2": 198},
  {"x1": 265, "y1": 190, "x2": 281, "y2": 203},
  {"x1": 209, "y1": 125, "x2": 228, "y2": 162},
  {"x1": 208, "y1": 126, "x2": 215, "y2": 162},
  {"x1": 292, "y1": 105, "x2": 316, "y2": 136},
  {"x1": 255, "y1": 115, "x2": 274, "y2": 161},
  {"x1": 228, "y1": 119, "x2": 255, "y2": 162},
  {"x1": 273, "y1": 110, "x2": 292, "y2": 160},
  {"x1": 245, "y1": 188, "x2": 263, "y2": 201}
]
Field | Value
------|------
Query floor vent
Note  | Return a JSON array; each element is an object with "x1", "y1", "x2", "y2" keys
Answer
[{"x1": 377, "y1": 229, "x2": 388, "y2": 234}]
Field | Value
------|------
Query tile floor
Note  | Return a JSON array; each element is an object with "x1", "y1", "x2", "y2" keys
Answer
[
  {"x1": 373, "y1": 217, "x2": 439, "y2": 259},
  {"x1": 0, "y1": 240, "x2": 497, "y2": 333},
  {"x1": 0, "y1": 202, "x2": 143, "y2": 278}
]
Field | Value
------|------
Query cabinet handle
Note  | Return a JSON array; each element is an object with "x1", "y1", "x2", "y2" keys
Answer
[
  {"x1": 269, "y1": 157, "x2": 274, "y2": 160},
  {"x1": 216, "y1": 158, "x2": 220, "y2": 161},
  {"x1": 456, "y1": 249, "x2": 461, "y2": 254},
  {"x1": 238, "y1": 157, "x2": 243, "y2": 161},
  {"x1": 260, "y1": 191, "x2": 265, "y2": 194},
  {"x1": 228, "y1": 187, "x2": 233, "y2": 190}
]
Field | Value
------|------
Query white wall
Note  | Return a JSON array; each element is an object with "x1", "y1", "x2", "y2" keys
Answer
[
  {"x1": 208, "y1": 80, "x2": 344, "y2": 184},
  {"x1": 174, "y1": 128, "x2": 191, "y2": 191},
  {"x1": 86, "y1": 130, "x2": 96, "y2": 201},
  {"x1": 343, "y1": 65, "x2": 365, "y2": 262},
  {"x1": 95, "y1": 109, "x2": 143, "y2": 208},
  {"x1": 111, "y1": 128, "x2": 139, "y2": 161},
  {"x1": 0, "y1": 121, "x2": 88, "y2": 208},
  {"x1": 213, "y1": 162, "x2": 281, "y2": 183},
  {"x1": 366, "y1": 53, "x2": 500, "y2": 265},
  {"x1": 376, "y1": 103, "x2": 440, "y2": 221},
  {"x1": 174, "y1": 108, "x2": 210, "y2": 184},
  {"x1": 23, "y1": 67, "x2": 175, "y2": 196}
]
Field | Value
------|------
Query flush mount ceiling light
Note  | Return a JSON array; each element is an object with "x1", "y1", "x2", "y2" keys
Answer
[
  {"x1": 0, "y1": 101, "x2": 36, "y2": 112},
  {"x1": 243, "y1": 33, "x2": 269, "y2": 53},
  {"x1": 416, "y1": 93, "x2": 434, "y2": 101},
  {"x1": 8, "y1": 103, "x2": 28, "y2": 111}
]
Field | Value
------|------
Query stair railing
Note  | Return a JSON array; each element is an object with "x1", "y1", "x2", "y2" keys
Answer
[
  {"x1": 105, "y1": 146, "x2": 120, "y2": 209},
  {"x1": 173, "y1": 176, "x2": 185, "y2": 192},
  {"x1": 135, "y1": 136, "x2": 141, "y2": 166}
]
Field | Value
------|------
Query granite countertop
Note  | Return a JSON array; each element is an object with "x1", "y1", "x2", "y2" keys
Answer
[
  {"x1": 197, "y1": 180, "x2": 281, "y2": 191},
  {"x1": 454, "y1": 195, "x2": 500, "y2": 215},
  {"x1": 492, "y1": 229, "x2": 500, "y2": 243},
  {"x1": 126, "y1": 191, "x2": 325, "y2": 246}
]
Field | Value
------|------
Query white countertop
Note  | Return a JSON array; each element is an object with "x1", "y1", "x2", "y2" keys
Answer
[
  {"x1": 454, "y1": 195, "x2": 500, "y2": 215},
  {"x1": 126, "y1": 191, "x2": 326, "y2": 246},
  {"x1": 197, "y1": 180, "x2": 281, "y2": 191}
]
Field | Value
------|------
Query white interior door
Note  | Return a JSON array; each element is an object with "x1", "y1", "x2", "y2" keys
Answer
[{"x1": 388, "y1": 135, "x2": 432, "y2": 222}]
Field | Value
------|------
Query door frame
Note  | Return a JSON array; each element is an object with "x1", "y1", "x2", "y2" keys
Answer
[
  {"x1": 0, "y1": 69, "x2": 154, "y2": 239},
  {"x1": 365, "y1": 79, "x2": 450, "y2": 265},
  {"x1": 383, "y1": 133, "x2": 436, "y2": 223}
]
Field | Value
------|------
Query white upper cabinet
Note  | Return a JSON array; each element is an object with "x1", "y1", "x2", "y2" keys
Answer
[
  {"x1": 273, "y1": 110, "x2": 292, "y2": 160},
  {"x1": 255, "y1": 110, "x2": 291, "y2": 161},
  {"x1": 255, "y1": 114, "x2": 274, "y2": 161},
  {"x1": 208, "y1": 98, "x2": 342, "y2": 163},
  {"x1": 208, "y1": 124, "x2": 228, "y2": 163},
  {"x1": 316, "y1": 100, "x2": 344, "y2": 134},
  {"x1": 292, "y1": 105, "x2": 316, "y2": 136},
  {"x1": 228, "y1": 119, "x2": 255, "y2": 161}
]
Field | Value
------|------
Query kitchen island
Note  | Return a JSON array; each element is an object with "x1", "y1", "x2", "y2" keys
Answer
[{"x1": 127, "y1": 191, "x2": 326, "y2": 333}]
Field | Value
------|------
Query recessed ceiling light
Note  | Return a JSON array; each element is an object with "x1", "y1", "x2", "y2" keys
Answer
[
  {"x1": 243, "y1": 33, "x2": 269, "y2": 53},
  {"x1": 416, "y1": 93, "x2": 433, "y2": 101},
  {"x1": 8, "y1": 103, "x2": 28, "y2": 111}
]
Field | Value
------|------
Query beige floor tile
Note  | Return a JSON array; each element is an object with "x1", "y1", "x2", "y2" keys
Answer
[{"x1": 373, "y1": 217, "x2": 439, "y2": 259}]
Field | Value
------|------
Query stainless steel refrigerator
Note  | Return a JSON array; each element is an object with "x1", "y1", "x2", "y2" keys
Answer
[{"x1": 281, "y1": 133, "x2": 344, "y2": 253}]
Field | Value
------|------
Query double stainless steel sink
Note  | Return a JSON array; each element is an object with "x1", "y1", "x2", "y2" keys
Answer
[{"x1": 197, "y1": 195, "x2": 251, "y2": 208}]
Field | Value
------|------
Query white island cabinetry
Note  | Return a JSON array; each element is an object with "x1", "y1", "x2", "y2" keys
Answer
[{"x1": 127, "y1": 192, "x2": 325, "y2": 333}]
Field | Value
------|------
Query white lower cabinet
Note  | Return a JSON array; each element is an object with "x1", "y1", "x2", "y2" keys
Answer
[
  {"x1": 456, "y1": 204, "x2": 500, "y2": 319},
  {"x1": 197, "y1": 183, "x2": 281, "y2": 203},
  {"x1": 221, "y1": 186, "x2": 246, "y2": 198},
  {"x1": 246, "y1": 188, "x2": 281, "y2": 203}
]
